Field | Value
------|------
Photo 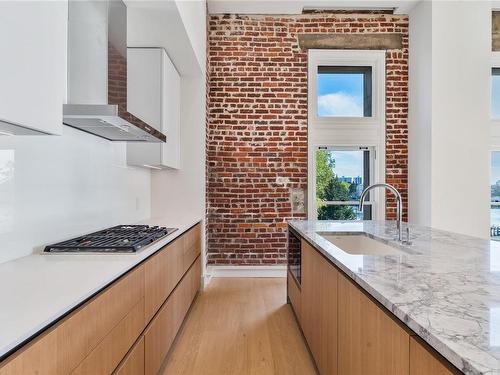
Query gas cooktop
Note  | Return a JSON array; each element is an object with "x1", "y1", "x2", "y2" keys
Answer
[{"x1": 44, "y1": 225, "x2": 178, "y2": 253}]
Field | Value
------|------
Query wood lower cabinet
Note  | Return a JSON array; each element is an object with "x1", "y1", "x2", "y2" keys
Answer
[
  {"x1": 114, "y1": 336, "x2": 145, "y2": 375},
  {"x1": 293, "y1": 230, "x2": 459, "y2": 375},
  {"x1": 145, "y1": 256, "x2": 201, "y2": 375},
  {"x1": 301, "y1": 240, "x2": 338, "y2": 375},
  {"x1": 0, "y1": 222, "x2": 202, "y2": 375},
  {"x1": 338, "y1": 272, "x2": 410, "y2": 375},
  {"x1": 0, "y1": 266, "x2": 145, "y2": 375},
  {"x1": 410, "y1": 337, "x2": 460, "y2": 375}
]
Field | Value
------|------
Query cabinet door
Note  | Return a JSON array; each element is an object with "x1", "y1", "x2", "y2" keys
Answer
[
  {"x1": 114, "y1": 336, "x2": 145, "y2": 375},
  {"x1": 338, "y1": 272, "x2": 409, "y2": 375},
  {"x1": 144, "y1": 256, "x2": 200, "y2": 375},
  {"x1": 144, "y1": 238, "x2": 184, "y2": 322},
  {"x1": 410, "y1": 337, "x2": 460, "y2": 375},
  {"x1": 287, "y1": 271, "x2": 301, "y2": 322},
  {"x1": 161, "y1": 50, "x2": 181, "y2": 169},
  {"x1": 301, "y1": 240, "x2": 338, "y2": 375},
  {"x1": 0, "y1": 1, "x2": 66, "y2": 135}
]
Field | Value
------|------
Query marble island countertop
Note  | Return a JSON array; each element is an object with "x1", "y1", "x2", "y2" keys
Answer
[
  {"x1": 288, "y1": 220, "x2": 500, "y2": 375},
  {"x1": 0, "y1": 214, "x2": 202, "y2": 362}
]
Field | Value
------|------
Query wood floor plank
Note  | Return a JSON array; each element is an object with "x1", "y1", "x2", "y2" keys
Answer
[{"x1": 161, "y1": 278, "x2": 316, "y2": 375}]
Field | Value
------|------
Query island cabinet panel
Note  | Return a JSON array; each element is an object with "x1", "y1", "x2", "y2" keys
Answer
[
  {"x1": 410, "y1": 337, "x2": 461, "y2": 375},
  {"x1": 287, "y1": 271, "x2": 302, "y2": 322},
  {"x1": 0, "y1": 266, "x2": 145, "y2": 375},
  {"x1": 301, "y1": 240, "x2": 338, "y2": 375},
  {"x1": 144, "y1": 223, "x2": 201, "y2": 322},
  {"x1": 338, "y1": 272, "x2": 410, "y2": 375},
  {"x1": 144, "y1": 256, "x2": 201, "y2": 375},
  {"x1": 114, "y1": 336, "x2": 145, "y2": 375}
]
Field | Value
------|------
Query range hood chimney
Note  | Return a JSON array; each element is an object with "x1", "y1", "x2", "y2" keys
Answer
[{"x1": 63, "y1": 0, "x2": 166, "y2": 142}]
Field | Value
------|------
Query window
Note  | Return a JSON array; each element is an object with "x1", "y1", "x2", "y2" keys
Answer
[
  {"x1": 308, "y1": 50, "x2": 386, "y2": 221},
  {"x1": 317, "y1": 66, "x2": 372, "y2": 117},
  {"x1": 493, "y1": 68, "x2": 500, "y2": 119},
  {"x1": 315, "y1": 147, "x2": 373, "y2": 220},
  {"x1": 492, "y1": 151, "x2": 500, "y2": 240}
]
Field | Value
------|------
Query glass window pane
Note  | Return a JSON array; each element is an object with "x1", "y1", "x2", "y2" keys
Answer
[
  {"x1": 492, "y1": 68, "x2": 500, "y2": 119},
  {"x1": 316, "y1": 148, "x2": 371, "y2": 220},
  {"x1": 317, "y1": 66, "x2": 372, "y2": 118},
  {"x1": 491, "y1": 151, "x2": 500, "y2": 240}
]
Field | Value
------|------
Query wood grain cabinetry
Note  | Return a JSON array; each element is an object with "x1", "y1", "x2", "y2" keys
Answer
[
  {"x1": 0, "y1": 266, "x2": 145, "y2": 375},
  {"x1": 0, "y1": 223, "x2": 202, "y2": 375},
  {"x1": 114, "y1": 336, "x2": 145, "y2": 375},
  {"x1": 145, "y1": 256, "x2": 201, "y2": 375},
  {"x1": 292, "y1": 228, "x2": 459, "y2": 375},
  {"x1": 338, "y1": 272, "x2": 410, "y2": 375},
  {"x1": 410, "y1": 337, "x2": 460, "y2": 375},
  {"x1": 301, "y1": 240, "x2": 338, "y2": 375}
]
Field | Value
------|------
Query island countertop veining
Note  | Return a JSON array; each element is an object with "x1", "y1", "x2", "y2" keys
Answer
[
  {"x1": 288, "y1": 220, "x2": 500, "y2": 375},
  {"x1": 0, "y1": 214, "x2": 202, "y2": 362}
]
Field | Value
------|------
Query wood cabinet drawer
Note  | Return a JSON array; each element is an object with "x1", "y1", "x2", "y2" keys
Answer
[
  {"x1": 410, "y1": 337, "x2": 460, "y2": 375},
  {"x1": 144, "y1": 223, "x2": 201, "y2": 322},
  {"x1": 182, "y1": 224, "x2": 201, "y2": 270},
  {"x1": 287, "y1": 271, "x2": 301, "y2": 323},
  {"x1": 71, "y1": 299, "x2": 145, "y2": 375},
  {"x1": 0, "y1": 266, "x2": 145, "y2": 375},
  {"x1": 114, "y1": 336, "x2": 145, "y2": 375},
  {"x1": 338, "y1": 272, "x2": 410, "y2": 375},
  {"x1": 144, "y1": 239, "x2": 184, "y2": 322},
  {"x1": 144, "y1": 256, "x2": 201, "y2": 375}
]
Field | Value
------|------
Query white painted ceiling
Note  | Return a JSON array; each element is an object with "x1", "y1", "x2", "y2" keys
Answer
[{"x1": 207, "y1": 0, "x2": 420, "y2": 15}]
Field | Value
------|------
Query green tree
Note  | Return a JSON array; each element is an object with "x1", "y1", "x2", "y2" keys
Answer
[{"x1": 315, "y1": 151, "x2": 356, "y2": 220}]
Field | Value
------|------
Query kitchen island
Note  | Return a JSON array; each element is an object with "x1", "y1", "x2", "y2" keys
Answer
[{"x1": 288, "y1": 220, "x2": 500, "y2": 375}]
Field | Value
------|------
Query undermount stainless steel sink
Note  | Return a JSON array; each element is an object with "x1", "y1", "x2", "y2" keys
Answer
[{"x1": 318, "y1": 233, "x2": 405, "y2": 256}]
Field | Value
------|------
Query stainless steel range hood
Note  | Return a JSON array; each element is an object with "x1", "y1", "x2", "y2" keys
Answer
[{"x1": 63, "y1": 0, "x2": 165, "y2": 142}]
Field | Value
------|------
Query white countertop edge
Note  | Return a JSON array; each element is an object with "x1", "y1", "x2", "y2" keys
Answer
[{"x1": 0, "y1": 216, "x2": 202, "y2": 360}]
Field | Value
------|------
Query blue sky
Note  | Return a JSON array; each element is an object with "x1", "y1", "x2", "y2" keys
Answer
[
  {"x1": 326, "y1": 150, "x2": 363, "y2": 179},
  {"x1": 317, "y1": 73, "x2": 364, "y2": 117},
  {"x1": 492, "y1": 151, "x2": 500, "y2": 185}
]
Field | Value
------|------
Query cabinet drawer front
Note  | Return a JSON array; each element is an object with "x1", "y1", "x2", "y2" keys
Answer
[
  {"x1": 287, "y1": 271, "x2": 301, "y2": 323},
  {"x1": 182, "y1": 224, "x2": 201, "y2": 270},
  {"x1": 114, "y1": 336, "x2": 145, "y2": 375},
  {"x1": 410, "y1": 337, "x2": 460, "y2": 375},
  {"x1": 71, "y1": 299, "x2": 145, "y2": 375},
  {"x1": 338, "y1": 272, "x2": 409, "y2": 375},
  {"x1": 144, "y1": 239, "x2": 184, "y2": 321},
  {"x1": 0, "y1": 266, "x2": 145, "y2": 375},
  {"x1": 144, "y1": 256, "x2": 200, "y2": 375}
]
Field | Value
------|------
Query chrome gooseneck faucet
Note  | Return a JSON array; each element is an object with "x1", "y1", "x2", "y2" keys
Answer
[{"x1": 359, "y1": 183, "x2": 410, "y2": 244}]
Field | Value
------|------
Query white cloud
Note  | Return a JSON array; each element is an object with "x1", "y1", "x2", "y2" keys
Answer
[{"x1": 317, "y1": 92, "x2": 363, "y2": 117}]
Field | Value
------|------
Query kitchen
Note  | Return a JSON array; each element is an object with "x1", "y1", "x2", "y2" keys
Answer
[{"x1": 0, "y1": 0, "x2": 498, "y2": 374}]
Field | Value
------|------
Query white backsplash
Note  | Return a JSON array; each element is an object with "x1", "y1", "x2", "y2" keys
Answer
[{"x1": 0, "y1": 126, "x2": 151, "y2": 264}]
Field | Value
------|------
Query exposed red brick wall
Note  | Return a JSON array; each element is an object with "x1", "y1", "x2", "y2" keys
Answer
[{"x1": 207, "y1": 13, "x2": 409, "y2": 266}]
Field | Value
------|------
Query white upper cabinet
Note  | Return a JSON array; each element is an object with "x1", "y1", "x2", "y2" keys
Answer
[
  {"x1": 127, "y1": 48, "x2": 181, "y2": 169},
  {"x1": 0, "y1": 1, "x2": 67, "y2": 135}
]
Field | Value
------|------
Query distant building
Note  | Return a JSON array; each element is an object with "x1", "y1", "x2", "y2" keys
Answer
[
  {"x1": 353, "y1": 176, "x2": 362, "y2": 185},
  {"x1": 338, "y1": 176, "x2": 352, "y2": 183}
]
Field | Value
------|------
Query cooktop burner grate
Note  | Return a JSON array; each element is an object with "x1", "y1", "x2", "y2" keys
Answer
[{"x1": 44, "y1": 225, "x2": 178, "y2": 253}]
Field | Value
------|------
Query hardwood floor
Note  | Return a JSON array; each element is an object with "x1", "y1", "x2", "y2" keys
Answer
[{"x1": 160, "y1": 277, "x2": 317, "y2": 375}]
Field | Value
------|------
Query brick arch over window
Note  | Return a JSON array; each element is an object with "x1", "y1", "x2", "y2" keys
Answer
[{"x1": 206, "y1": 13, "x2": 409, "y2": 266}]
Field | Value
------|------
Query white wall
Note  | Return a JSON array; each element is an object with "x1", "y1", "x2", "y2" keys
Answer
[
  {"x1": 409, "y1": 0, "x2": 491, "y2": 238},
  {"x1": 408, "y1": 1, "x2": 432, "y2": 226},
  {"x1": 0, "y1": 127, "x2": 151, "y2": 264}
]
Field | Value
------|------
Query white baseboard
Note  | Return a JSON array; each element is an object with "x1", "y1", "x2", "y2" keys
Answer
[{"x1": 206, "y1": 265, "x2": 287, "y2": 279}]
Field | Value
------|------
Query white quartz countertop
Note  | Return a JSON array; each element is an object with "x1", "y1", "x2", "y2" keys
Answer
[
  {"x1": 289, "y1": 220, "x2": 500, "y2": 375},
  {"x1": 0, "y1": 215, "x2": 202, "y2": 361}
]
